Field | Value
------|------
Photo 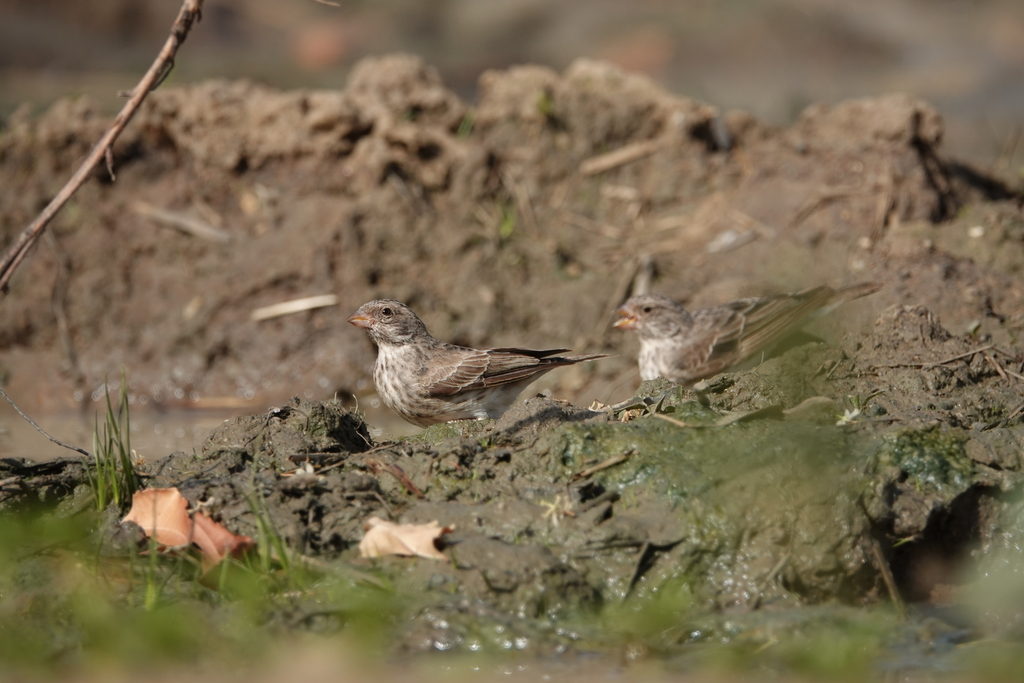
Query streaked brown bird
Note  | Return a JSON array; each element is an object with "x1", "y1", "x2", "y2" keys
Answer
[
  {"x1": 613, "y1": 283, "x2": 880, "y2": 385},
  {"x1": 348, "y1": 299, "x2": 608, "y2": 427}
]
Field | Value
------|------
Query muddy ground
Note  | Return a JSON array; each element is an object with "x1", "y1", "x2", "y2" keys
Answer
[
  {"x1": 2, "y1": 53, "x2": 1023, "y2": 414},
  {"x1": 2, "y1": 54, "x2": 1024, "y2": 674}
]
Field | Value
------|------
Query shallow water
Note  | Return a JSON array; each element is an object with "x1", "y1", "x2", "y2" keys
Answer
[{"x1": 0, "y1": 397, "x2": 418, "y2": 462}]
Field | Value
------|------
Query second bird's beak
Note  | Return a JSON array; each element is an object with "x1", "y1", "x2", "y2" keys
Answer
[
  {"x1": 613, "y1": 307, "x2": 637, "y2": 330},
  {"x1": 347, "y1": 313, "x2": 372, "y2": 329}
]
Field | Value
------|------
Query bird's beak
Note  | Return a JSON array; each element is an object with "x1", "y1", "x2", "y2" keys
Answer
[
  {"x1": 613, "y1": 307, "x2": 637, "y2": 330},
  {"x1": 347, "y1": 313, "x2": 371, "y2": 329}
]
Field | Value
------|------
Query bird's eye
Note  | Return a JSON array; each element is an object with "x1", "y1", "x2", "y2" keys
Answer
[
  {"x1": 642, "y1": 305, "x2": 652, "y2": 313},
  {"x1": 381, "y1": 307, "x2": 393, "y2": 317}
]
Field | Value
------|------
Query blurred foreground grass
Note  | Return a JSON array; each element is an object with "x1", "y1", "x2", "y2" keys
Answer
[
  {"x1": 3, "y1": 384, "x2": 1024, "y2": 680},
  {"x1": 2, "y1": 504, "x2": 1024, "y2": 682}
]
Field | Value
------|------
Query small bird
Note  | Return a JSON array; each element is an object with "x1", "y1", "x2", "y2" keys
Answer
[
  {"x1": 348, "y1": 299, "x2": 608, "y2": 427},
  {"x1": 613, "y1": 283, "x2": 880, "y2": 385}
]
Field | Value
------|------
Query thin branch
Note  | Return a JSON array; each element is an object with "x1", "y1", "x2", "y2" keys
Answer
[
  {"x1": 367, "y1": 460, "x2": 424, "y2": 499},
  {"x1": 652, "y1": 412, "x2": 705, "y2": 429},
  {"x1": 580, "y1": 139, "x2": 660, "y2": 176},
  {"x1": 870, "y1": 344, "x2": 994, "y2": 369},
  {"x1": 251, "y1": 294, "x2": 339, "y2": 321},
  {"x1": 1006, "y1": 399, "x2": 1024, "y2": 423},
  {"x1": 0, "y1": 0, "x2": 205, "y2": 293},
  {"x1": 984, "y1": 352, "x2": 1009, "y2": 381},
  {"x1": 570, "y1": 449, "x2": 634, "y2": 481},
  {"x1": 132, "y1": 201, "x2": 232, "y2": 243},
  {"x1": 748, "y1": 551, "x2": 791, "y2": 609},
  {"x1": 0, "y1": 387, "x2": 90, "y2": 457},
  {"x1": 871, "y1": 538, "x2": 906, "y2": 617}
]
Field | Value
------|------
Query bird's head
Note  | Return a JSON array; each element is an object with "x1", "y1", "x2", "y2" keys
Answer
[
  {"x1": 347, "y1": 299, "x2": 429, "y2": 346},
  {"x1": 613, "y1": 294, "x2": 692, "y2": 340}
]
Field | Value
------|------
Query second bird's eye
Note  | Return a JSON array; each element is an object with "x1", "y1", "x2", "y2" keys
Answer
[
  {"x1": 642, "y1": 306, "x2": 652, "y2": 313},
  {"x1": 381, "y1": 307, "x2": 393, "y2": 317}
]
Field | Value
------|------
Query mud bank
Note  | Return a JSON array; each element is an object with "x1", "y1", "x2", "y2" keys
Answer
[
  {"x1": 3, "y1": 291, "x2": 1023, "y2": 672},
  {"x1": 1, "y1": 54, "x2": 1021, "y2": 416},
  {"x1": 2, "y1": 54, "x2": 1024, "y2": 675}
]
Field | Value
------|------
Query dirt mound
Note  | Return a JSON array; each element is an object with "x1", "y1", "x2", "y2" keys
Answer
[{"x1": 2, "y1": 54, "x2": 1021, "y2": 418}]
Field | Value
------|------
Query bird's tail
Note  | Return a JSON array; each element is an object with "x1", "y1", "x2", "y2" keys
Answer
[
  {"x1": 814, "y1": 281, "x2": 882, "y2": 316},
  {"x1": 830, "y1": 282, "x2": 883, "y2": 303},
  {"x1": 557, "y1": 353, "x2": 613, "y2": 363}
]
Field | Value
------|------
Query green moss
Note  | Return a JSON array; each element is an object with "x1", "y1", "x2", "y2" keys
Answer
[{"x1": 873, "y1": 425, "x2": 972, "y2": 495}]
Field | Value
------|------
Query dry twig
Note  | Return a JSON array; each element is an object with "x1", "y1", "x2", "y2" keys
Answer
[
  {"x1": 132, "y1": 201, "x2": 232, "y2": 243},
  {"x1": 1005, "y1": 400, "x2": 1024, "y2": 423},
  {"x1": 870, "y1": 345, "x2": 994, "y2": 370},
  {"x1": 570, "y1": 449, "x2": 635, "y2": 482},
  {"x1": 790, "y1": 186, "x2": 866, "y2": 228},
  {"x1": 748, "y1": 551, "x2": 791, "y2": 609},
  {"x1": 652, "y1": 412, "x2": 705, "y2": 429},
  {"x1": 367, "y1": 460, "x2": 424, "y2": 499},
  {"x1": 0, "y1": 0, "x2": 206, "y2": 293},
  {"x1": 984, "y1": 352, "x2": 1009, "y2": 381},
  {"x1": 0, "y1": 387, "x2": 90, "y2": 457},
  {"x1": 871, "y1": 539, "x2": 906, "y2": 617},
  {"x1": 580, "y1": 140, "x2": 660, "y2": 176},
  {"x1": 251, "y1": 294, "x2": 339, "y2": 321}
]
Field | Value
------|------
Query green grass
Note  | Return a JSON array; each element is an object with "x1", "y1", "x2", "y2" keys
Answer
[{"x1": 86, "y1": 373, "x2": 139, "y2": 512}]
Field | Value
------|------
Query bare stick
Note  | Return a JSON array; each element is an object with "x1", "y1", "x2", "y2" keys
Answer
[
  {"x1": 570, "y1": 449, "x2": 634, "y2": 481},
  {"x1": 871, "y1": 538, "x2": 906, "y2": 617},
  {"x1": 984, "y1": 352, "x2": 1009, "y2": 381},
  {"x1": 652, "y1": 412, "x2": 705, "y2": 429},
  {"x1": 0, "y1": 0, "x2": 205, "y2": 293},
  {"x1": 132, "y1": 201, "x2": 232, "y2": 243},
  {"x1": 871, "y1": 344, "x2": 994, "y2": 369},
  {"x1": 748, "y1": 551, "x2": 791, "y2": 609},
  {"x1": 0, "y1": 387, "x2": 90, "y2": 457},
  {"x1": 1006, "y1": 399, "x2": 1024, "y2": 422},
  {"x1": 251, "y1": 294, "x2": 339, "y2": 321},
  {"x1": 580, "y1": 139, "x2": 660, "y2": 176}
]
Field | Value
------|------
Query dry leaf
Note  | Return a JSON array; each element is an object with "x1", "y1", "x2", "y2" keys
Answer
[
  {"x1": 121, "y1": 488, "x2": 194, "y2": 548},
  {"x1": 193, "y1": 511, "x2": 256, "y2": 571},
  {"x1": 121, "y1": 487, "x2": 254, "y2": 571},
  {"x1": 358, "y1": 517, "x2": 452, "y2": 560}
]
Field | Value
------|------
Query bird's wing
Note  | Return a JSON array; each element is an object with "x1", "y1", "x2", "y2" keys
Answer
[
  {"x1": 476, "y1": 351, "x2": 607, "y2": 388},
  {"x1": 676, "y1": 287, "x2": 836, "y2": 381},
  {"x1": 422, "y1": 347, "x2": 600, "y2": 396},
  {"x1": 419, "y1": 346, "x2": 496, "y2": 397},
  {"x1": 728, "y1": 286, "x2": 835, "y2": 358}
]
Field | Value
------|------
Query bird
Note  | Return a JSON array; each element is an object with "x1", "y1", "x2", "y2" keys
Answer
[
  {"x1": 348, "y1": 299, "x2": 608, "y2": 427},
  {"x1": 612, "y1": 283, "x2": 881, "y2": 386}
]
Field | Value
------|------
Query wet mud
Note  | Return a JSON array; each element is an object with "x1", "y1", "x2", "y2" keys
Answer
[{"x1": 1, "y1": 54, "x2": 1024, "y2": 673}]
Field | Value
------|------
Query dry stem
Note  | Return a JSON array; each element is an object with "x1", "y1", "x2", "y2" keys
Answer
[{"x1": 0, "y1": 0, "x2": 205, "y2": 293}]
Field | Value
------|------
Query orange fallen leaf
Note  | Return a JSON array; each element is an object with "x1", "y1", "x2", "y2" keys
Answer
[
  {"x1": 121, "y1": 488, "x2": 193, "y2": 548},
  {"x1": 358, "y1": 517, "x2": 453, "y2": 560},
  {"x1": 121, "y1": 487, "x2": 254, "y2": 572},
  {"x1": 193, "y1": 511, "x2": 256, "y2": 571}
]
